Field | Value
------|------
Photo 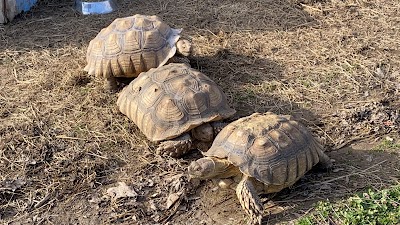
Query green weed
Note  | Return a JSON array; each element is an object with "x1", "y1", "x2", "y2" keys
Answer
[
  {"x1": 373, "y1": 139, "x2": 400, "y2": 152},
  {"x1": 297, "y1": 185, "x2": 400, "y2": 225}
]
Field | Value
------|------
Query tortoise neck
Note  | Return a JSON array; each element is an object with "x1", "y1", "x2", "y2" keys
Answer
[{"x1": 211, "y1": 157, "x2": 241, "y2": 179}]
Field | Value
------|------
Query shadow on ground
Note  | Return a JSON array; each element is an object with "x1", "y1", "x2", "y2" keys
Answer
[{"x1": 190, "y1": 48, "x2": 325, "y2": 138}]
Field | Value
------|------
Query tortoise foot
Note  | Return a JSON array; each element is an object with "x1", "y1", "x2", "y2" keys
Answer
[
  {"x1": 237, "y1": 175, "x2": 264, "y2": 225},
  {"x1": 156, "y1": 133, "x2": 192, "y2": 158}
]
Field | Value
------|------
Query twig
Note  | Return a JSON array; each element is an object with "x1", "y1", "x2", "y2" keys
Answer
[
  {"x1": 55, "y1": 135, "x2": 87, "y2": 141},
  {"x1": 86, "y1": 152, "x2": 108, "y2": 160},
  {"x1": 299, "y1": 3, "x2": 323, "y2": 12}
]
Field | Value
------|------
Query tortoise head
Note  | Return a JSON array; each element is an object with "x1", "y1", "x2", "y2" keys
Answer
[
  {"x1": 176, "y1": 39, "x2": 192, "y2": 56},
  {"x1": 191, "y1": 123, "x2": 214, "y2": 142},
  {"x1": 188, "y1": 157, "x2": 237, "y2": 180}
]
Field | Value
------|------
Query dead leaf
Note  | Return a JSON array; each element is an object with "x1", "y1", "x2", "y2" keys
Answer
[
  {"x1": 106, "y1": 182, "x2": 137, "y2": 200},
  {"x1": 166, "y1": 191, "x2": 183, "y2": 209}
]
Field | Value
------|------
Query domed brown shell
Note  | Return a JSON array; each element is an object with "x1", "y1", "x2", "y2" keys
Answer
[
  {"x1": 204, "y1": 112, "x2": 325, "y2": 186},
  {"x1": 84, "y1": 14, "x2": 181, "y2": 78},
  {"x1": 116, "y1": 63, "x2": 236, "y2": 142}
]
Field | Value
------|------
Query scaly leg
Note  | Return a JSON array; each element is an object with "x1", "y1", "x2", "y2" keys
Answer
[
  {"x1": 236, "y1": 175, "x2": 264, "y2": 225},
  {"x1": 156, "y1": 133, "x2": 192, "y2": 158}
]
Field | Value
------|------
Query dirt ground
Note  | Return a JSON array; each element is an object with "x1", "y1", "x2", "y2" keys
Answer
[{"x1": 0, "y1": 0, "x2": 399, "y2": 224}]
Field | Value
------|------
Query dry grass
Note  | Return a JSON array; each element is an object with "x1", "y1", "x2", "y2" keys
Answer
[{"x1": 0, "y1": 0, "x2": 399, "y2": 224}]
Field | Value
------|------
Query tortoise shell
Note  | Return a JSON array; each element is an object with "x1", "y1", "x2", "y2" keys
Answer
[
  {"x1": 204, "y1": 112, "x2": 324, "y2": 186},
  {"x1": 84, "y1": 14, "x2": 182, "y2": 78},
  {"x1": 116, "y1": 63, "x2": 236, "y2": 142}
]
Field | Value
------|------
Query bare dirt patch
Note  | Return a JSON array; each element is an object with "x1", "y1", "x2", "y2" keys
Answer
[{"x1": 1, "y1": 0, "x2": 399, "y2": 224}]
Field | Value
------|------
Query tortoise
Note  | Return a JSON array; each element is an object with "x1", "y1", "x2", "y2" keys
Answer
[
  {"x1": 84, "y1": 14, "x2": 192, "y2": 90},
  {"x1": 188, "y1": 112, "x2": 332, "y2": 225},
  {"x1": 116, "y1": 63, "x2": 236, "y2": 158}
]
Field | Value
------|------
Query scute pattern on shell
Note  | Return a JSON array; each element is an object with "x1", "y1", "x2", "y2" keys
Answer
[
  {"x1": 117, "y1": 63, "x2": 236, "y2": 142},
  {"x1": 204, "y1": 112, "x2": 324, "y2": 186},
  {"x1": 84, "y1": 14, "x2": 181, "y2": 78}
]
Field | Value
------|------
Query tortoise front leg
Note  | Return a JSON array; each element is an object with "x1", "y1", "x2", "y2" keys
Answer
[
  {"x1": 156, "y1": 133, "x2": 192, "y2": 158},
  {"x1": 104, "y1": 76, "x2": 118, "y2": 91},
  {"x1": 236, "y1": 175, "x2": 264, "y2": 225}
]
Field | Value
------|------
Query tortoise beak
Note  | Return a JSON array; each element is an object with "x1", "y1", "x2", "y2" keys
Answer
[{"x1": 188, "y1": 161, "x2": 202, "y2": 178}]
